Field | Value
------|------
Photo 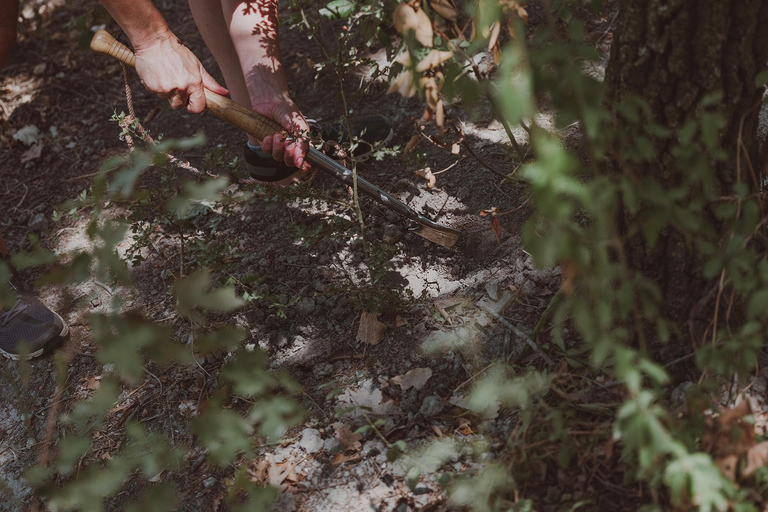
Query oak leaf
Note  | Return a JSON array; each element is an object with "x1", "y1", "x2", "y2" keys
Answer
[{"x1": 357, "y1": 311, "x2": 386, "y2": 345}]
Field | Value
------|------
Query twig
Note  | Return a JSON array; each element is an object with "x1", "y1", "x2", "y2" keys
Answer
[
  {"x1": 478, "y1": 302, "x2": 555, "y2": 366},
  {"x1": 453, "y1": 361, "x2": 496, "y2": 392}
]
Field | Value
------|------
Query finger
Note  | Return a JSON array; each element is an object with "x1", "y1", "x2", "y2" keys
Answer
[
  {"x1": 157, "y1": 91, "x2": 172, "y2": 100},
  {"x1": 261, "y1": 135, "x2": 273, "y2": 154},
  {"x1": 169, "y1": 93, "x2": 186, "y2": 110},
  {"x1": 201, "y1": 67, "x2": 229, "y2": 95},
  {"x1": 284, "y1": 142, "x2": 298, "y2": 168},
  {"x1": 271, "y1": 134, "x2": 285, "y2": 163},
  {"x1": 300, "y1": 160, "x2": 312, "y2": 173},
  {"x1": 187, "y1": 83, "x2": 206, "y2": 114}
]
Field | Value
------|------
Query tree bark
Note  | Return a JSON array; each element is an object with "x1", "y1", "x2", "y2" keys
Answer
[{"x1": 604, "y1": 0, "x2": 768, "y2": 329}]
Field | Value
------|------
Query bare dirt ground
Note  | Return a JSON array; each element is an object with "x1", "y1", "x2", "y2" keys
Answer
[{"x1": 0, "y1": 1, "x2": 692, "y2": 511}]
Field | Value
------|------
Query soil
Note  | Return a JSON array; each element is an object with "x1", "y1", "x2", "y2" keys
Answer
[{"x1": 1, "y1": 1, "x2": 739, "y2": 512}]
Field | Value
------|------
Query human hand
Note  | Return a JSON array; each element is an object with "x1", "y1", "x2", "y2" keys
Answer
[
  {"x1": 133, "y1": 30, "x2": 228, "y2": 113},
  {"x1": 255, "y1": 97, "x2": 312, "y2": 172}
]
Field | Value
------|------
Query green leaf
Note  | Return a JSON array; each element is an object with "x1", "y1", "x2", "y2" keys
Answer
[
  {"x1": 407, "y1": 467, "x2": 421, "y2": 491},
  {"x1": 319, "y1": 0, "x2": 356, "y2": 19},
  {"x1": 221, "y1": 349, "x2": 276, "y2": 397},
  {"x1": 173, "y1": 270, "x2": 245, "y2": 320},
  {"x1": 755, "y1": 70, "x2": 768, "y2": 88},
  {"x1": 190, "y1": 393, "x2": 254, "y2": 465}
]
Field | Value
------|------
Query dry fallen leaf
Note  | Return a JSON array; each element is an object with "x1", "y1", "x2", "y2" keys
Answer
[
  {"x1": 331, "y1": 452, "x2": 360, "y2": 466},
  {"x1": 487, "y1": 21, "x2": 501, "y2": 51},
  {"x1": 333, "y1": 422, "x2": 363, "y2": 452},
  {"x1": 405, "y1": 134, "x2": 421, "y2": 154},
  {"x1": 430, "y1": 0, "x2": 458, "y2": 21},
  {"x1": 743, "y1": 441, "x2": 768, "y2": 479},
  {"x1": 21, "y1": 143, "x2": 42, "y2": 163},
  {"x1": 393, "y1": 2, "x2": 434, "y2": 47},
  {"x1": 414, "y1": 167, "x2": 437, "y2": 189},
  {"x1": 85, "y1": 376, "x2": 101, "y2": 391},
  {"x1": 392, "y1": 367, "x2": 433, "y2": 391},
  {"x1": 415, "y1": 50, "x2": 454, "y2": 72},
  {"x1": 357, "y1": 311, "x2": 387, "y2": 345},
  {"x1": 395, "y1": 315, "x2": 408, "y2": 327},
  {"x1": 491, "y1": 217, "x2": 502, "y2": 243}
]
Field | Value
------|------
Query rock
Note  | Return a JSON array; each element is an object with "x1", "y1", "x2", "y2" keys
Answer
[
  {"x1": 420, "y1": 396, "x2": 444, "y2": 417},
  {"x1": 28, "y1": 213, "x2": 46, "y2": 232},
  {"x1": 382, "y1": 224, "x2": 403, "y2": 244},
  {"x1": 296, "y1": 297, "x2": 316, "y2": 315},
  {"x1": 361, "y1": 439, "x2": 385, "y2": 457},
  {"x1": 298, "y1": 428, "x2": 324, "y2": 454},
  {"x1": 202, "y1": 477, "x2": 217, "y2": 488},
  {"x1": 485, "y1": 280, "x2": 499, "y2": 301},
  {"x1": 323, "y1": 437, "x2": 340, "y2": 454}
]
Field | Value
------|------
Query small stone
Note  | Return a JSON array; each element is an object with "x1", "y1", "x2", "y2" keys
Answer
[
  {"x1": 296, "y1": 297, "x2": 316, "y2": 315},
  {"x1": 203, "y1": 477, "x2": 217, "y2": 488},
  {"x1": 28, "y1": 213, "x2": 47, "y2": 232},
  {"x1": 382, "y1": 224, "x2": 403, "y2": 245},
  {"x1": 298, "y1": 428, "x2": 324, "y2": 454},
  {"x1": 361, "y1": 439, "x2": 385, "y2": 457},
  {"x1": 485, "y1": 280, "x2": 499, "y2": 301},
  {"x1": 420, "y1": 396, "x2": 444, "y2": 417},
  {"x1": 323, "y1": 437, "x2": 340, "y2": 454},
  {"x1": 275, "y1": 333, "x2": 291, "y2": 348}
]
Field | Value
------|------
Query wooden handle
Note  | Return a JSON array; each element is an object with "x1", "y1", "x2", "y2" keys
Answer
[{"x1": 90, "y1": 30, "x2": 284, "y2": 141}]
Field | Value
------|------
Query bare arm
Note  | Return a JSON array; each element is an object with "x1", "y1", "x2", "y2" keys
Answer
[
  {"x1": 225, "y1": 0, "x2": 309, "y2": 169},
  {"x1": 99, "y1": 0, "x2": 227, "y2": 112}
]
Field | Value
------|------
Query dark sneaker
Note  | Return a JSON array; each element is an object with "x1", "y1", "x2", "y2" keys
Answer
[
  {"x1": 239, "y1": 115, "x2": 394, "y2": 185},
  {"x1": 242, "y1": 144, "x2": 312, "y2": 186},
  {"x1": 0, "y1": 293, "x2": 68, "y2": 359},
  {"x1": 308, "y1": 114, "x2": 394, "y2": 158}
]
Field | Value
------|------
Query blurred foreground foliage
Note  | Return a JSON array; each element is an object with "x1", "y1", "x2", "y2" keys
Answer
[{"x1": 3, "y1": 0, "x2": 768, "y2": 510}]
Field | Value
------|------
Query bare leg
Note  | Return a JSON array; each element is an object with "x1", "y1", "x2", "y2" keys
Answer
[
  {"x1": 187, "y1": 0, "x2": 258, "y2": 144},
  {"x1": 187, "y1": 0, "x2": 310, "y2": 169}
]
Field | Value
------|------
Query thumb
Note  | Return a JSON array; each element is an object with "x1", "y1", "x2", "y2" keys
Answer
[{"x1": 201, "y1": 67, "x2": 228, "y2": 95}]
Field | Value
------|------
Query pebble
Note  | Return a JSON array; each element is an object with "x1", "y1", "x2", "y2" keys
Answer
[
  {"x1": 485, "y1": 280, "x2": 499, "y2": 301},
  {"x1": 324, "y1": 437, "x2": 340, "y2": 454},
  {"x1": 361, "y1": 439, "x2": 385, "y2": 457},
  {"x1": 28, "y1": 213, "x2": 46, "y2": 232},
  {"x1": 296, "y1": 297, "x2": 316, "y2": 315},
  {"x1": 419, "y1": 396, "x2": 444, "y2": 417},
  {"x1": 382, "y1": 224, "x2": 403, "y2": 244},
  {"x1": 298, "y1": 428, "x2": 324, "y2": 454},
  {"x1": 202, "y1": 477, "x2": 217, "y2": 488}
]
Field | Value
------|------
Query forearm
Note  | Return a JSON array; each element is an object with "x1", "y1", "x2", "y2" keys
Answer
[
  {"x1": 0, "y1": 0, "x2": 18, "y2": 69},
  {"x1": 98, "y1": 0, "x2": 173, "y2": 49},
  {"x1": 224, "y1": 0, "x2": 289, "y2": 104}
]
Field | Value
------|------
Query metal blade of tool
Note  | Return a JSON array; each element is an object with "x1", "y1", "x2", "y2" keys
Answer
[{"x1": 90, "y1": 30, "x2": 461, "y2": 248}]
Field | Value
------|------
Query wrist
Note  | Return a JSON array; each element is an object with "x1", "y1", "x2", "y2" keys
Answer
[{"x1": 129, "y1": 24, "x2": 176, "y2": 52}]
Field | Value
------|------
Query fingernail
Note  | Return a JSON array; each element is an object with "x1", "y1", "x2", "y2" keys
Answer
[{"x1": 296, "y1": 157, "x2": 304, "y2": 168}]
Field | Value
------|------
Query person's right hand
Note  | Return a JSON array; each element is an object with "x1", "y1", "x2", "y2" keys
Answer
[{"x1": 133, "y1": 30, "x2": 228, "y2": 113}]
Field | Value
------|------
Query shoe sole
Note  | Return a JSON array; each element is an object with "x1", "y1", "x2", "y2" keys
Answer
[
  {"x1": 243, "y1": 128, "x2": 394, "y2": 187},
  {"x1": 0, "y1": 312, "x2": 69, "y2": 360}
]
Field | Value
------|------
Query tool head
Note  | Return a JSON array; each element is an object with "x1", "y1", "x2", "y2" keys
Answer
[{"x1": 410, "y1": 224, "x2": 462, "y2": 248}]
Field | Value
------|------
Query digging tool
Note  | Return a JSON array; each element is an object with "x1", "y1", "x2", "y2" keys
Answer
[{"x1": 90, "y1": 30, "x2": 461, "y2": 249}]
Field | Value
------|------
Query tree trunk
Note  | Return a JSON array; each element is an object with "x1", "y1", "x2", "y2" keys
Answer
[{"x1": 604, "y1": 0, "x2": 768, "y2": 330}]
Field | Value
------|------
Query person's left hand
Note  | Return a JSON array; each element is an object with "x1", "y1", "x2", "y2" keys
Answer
[{"x1": 255, "y1": 96, "x2": 312, "y2": 172}]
